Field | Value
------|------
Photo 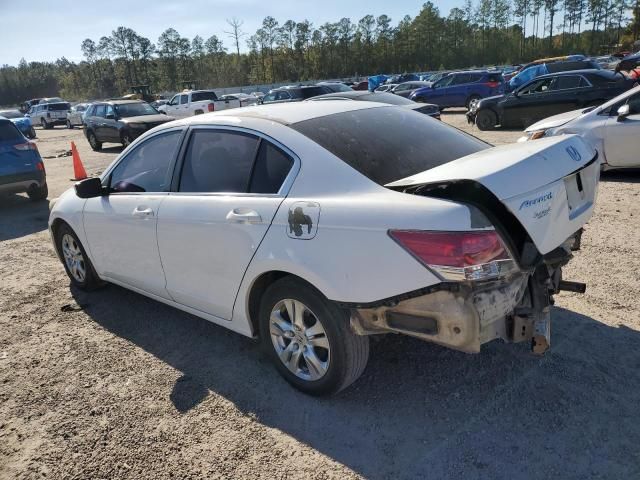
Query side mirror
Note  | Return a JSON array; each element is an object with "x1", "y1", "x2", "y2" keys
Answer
[
  {"x1": 75, "y1": 177, "x2": 105, "y2": 198},
  {"x1": 617, "y1": 104, "x2": 630, "y2": 122}
]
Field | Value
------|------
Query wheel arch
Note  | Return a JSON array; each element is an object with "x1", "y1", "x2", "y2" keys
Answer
[{"x1": 245, "y1": 270, "x2": 326, "y2": 337}]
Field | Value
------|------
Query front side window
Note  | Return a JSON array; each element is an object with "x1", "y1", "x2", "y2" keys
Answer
[
  {"x1": 179, "y1": 130, "x2": 259, "y2": 193},
  {"x1": 434, "y1": 75, "x2": 454, "y2": 88},
  {"x1": 263, "y1": 93, "x2": 277, "y2": 103},
  {"x1": 93, "y1": 105, "x2": 106, "y2": 117},
  {"x1": 169, "y1": 95, "x2": 179, "y2": 105},
  {"x1": 109, "y1": 130, "x2": 182, "y2": 193},
  {"x1": 519, "y1": 77, "x2": 554, "y2": 95},
  {"x1": 275, "y1": 91, "x2": 291, "y2": 101}
]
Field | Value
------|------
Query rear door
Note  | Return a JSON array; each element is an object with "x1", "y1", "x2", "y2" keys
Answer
[
  {"x1": 157, "y1": 127, "x2": 296, "y2": 320},
  {"x1": 603, "y1": 90, "x2": 640, "y2": 167}
]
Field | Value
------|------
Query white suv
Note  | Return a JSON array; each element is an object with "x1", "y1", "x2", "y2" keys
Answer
[{"x1": 29, "y1": 102, "x2": 70, "y2": 129}]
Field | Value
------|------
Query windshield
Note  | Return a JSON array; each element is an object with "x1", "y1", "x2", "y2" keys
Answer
[
  {"x1": 0, "y1": 121, "x2": 22, "y2": 142},
  {"x1": 291, "y1": 106, "x2": 489, "y2": 185},
  {"x1": 0, "y1": 110, "x2": 24, "y2": 119},
  {"x1": 114, "y1": 102, "x2": 158, "y2": 118}
]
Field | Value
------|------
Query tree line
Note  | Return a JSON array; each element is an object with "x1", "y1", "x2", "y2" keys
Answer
[{"x1": 1, "y1": 0, "x2": 639, "y2": 105}]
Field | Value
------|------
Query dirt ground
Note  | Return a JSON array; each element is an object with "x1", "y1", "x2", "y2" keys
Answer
[{"x1": 1, "y1": 112, "x2": 639, "y2": 480}]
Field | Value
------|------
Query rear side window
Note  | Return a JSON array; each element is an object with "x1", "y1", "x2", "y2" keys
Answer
[
  {"x1": 109, "y1": 130, "x2": 182, "y2": 193},
  {"x1": 191, "y1": 91, "x2": 218, "y2": 102},
  {"x1": 179, "y1": 130, "x2": 259, "y2": 193},
  {"x1": 291, "y1": 107, "x2": 489, "y2": 186},
  {"x1": 553, "y1": 76, "x2": 582, "y2": 90},
  {"x1": 0, "y1": 122, "x2": 22, "y2": 141},
  {"x1": 249, "y1": 142, "x2": 294, "y2": 194}
]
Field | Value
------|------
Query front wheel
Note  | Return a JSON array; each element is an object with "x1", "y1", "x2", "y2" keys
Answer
[
  {"x1": 40, "y1": 118, "x2": 49, "y2": 130},
  {"x1": 476, "y1": 109, "x2": 497, "y2": 131},
  {"x1": 87, "y1": 131, "x2": 102, "y2": 151},
  {"x1": 259, "y1": 277, "x2": 369, "y2": 396},
  {"x1": 56, "y1": 224, "x2": 103, "y2": 290}
]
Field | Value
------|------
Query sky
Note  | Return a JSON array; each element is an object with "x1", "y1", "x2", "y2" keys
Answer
[{"x1": 0, "y1": 0, "x2": 461, "y2": 66}]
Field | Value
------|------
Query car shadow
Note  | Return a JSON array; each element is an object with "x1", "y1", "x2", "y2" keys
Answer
[
  {"x1": 0, "y1": 194, "x2": 50, "y2": 241},
  {"x1": 71, "y1": 284, "x2": 640, "y2": 479},
  {"x1": 600, "y1": 169, "x2": 640, "y2": 183},
  {"x1": 100, "y1": 145, "x2": 125, "y2": 154}
]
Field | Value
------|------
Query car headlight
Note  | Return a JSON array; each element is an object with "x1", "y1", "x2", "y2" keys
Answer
[{"x1": 527, "y1": 130, "x2": 547, "y2": 140}]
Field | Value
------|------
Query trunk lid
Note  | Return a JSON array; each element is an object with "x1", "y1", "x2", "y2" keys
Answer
[{"x1": 387, "y1": 135, "x2": 599, "y2": 254}]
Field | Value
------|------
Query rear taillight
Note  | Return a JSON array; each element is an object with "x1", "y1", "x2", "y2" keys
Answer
[
  {"x1": 36, "y1": 161, "x2": 45, "y2": 173},
  {"x1": 484, "y1": 81, "x2": 500, "y2": 88},
  {"x1": 389, "y1": 230, "x2": 515, "y2": 281},
  {"x1": 208, "y1": 103, "x2": 214, "y2": 112},
  {"x1": 14, "y1": 141, "x2": 38, "y2": 152}
]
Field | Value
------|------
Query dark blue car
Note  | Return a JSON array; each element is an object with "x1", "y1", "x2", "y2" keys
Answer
[
  {"x1": 409, "y1": 70, "x2": 505, "y2": 109},
  {"x1": 0, "y1": 118, "x2": 47, "y2": 201}
]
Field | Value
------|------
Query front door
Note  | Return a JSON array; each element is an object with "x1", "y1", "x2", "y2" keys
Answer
[
  {"x1": 82, "y1": 129, "x2": 184, "y2": 298},
  {"x1": 603, "y1": 91, "x2": 640, "y2": 168},
  {"x1": 157, "y1": 128, "x2": 295, "y2": 320}
]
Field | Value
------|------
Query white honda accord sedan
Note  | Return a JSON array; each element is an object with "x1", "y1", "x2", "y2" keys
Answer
[{"x1": 49, "y1": 101, "x2": 599, "y2": 395}]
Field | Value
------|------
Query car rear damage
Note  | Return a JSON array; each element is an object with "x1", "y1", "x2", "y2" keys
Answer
[{"x1": 348, "y1": 134, "x2": 598, "y2": 355}]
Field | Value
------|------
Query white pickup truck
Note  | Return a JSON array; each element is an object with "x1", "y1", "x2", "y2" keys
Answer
[{"x1": 157, "y1": 90, "x2": 241, "y2": 118}]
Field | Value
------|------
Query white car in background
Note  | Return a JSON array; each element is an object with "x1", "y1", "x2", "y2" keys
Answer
[
  {"x1": 49, "y1": 102, "x2": 598, "y2": 395},
  {"x1": 158, "y1": 89, "x2": 241, "y2": 117},
  {"x1": 521, "y1": 85, "x2": 640, "y2": 170}
]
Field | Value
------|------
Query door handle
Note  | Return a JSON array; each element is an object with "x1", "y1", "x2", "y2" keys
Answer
[
  {"x1": 226, "y1": 209, "x2": 261, "y2": 224},
  {"x1": 132, "y1": 206, "x2": 154, "y2": 218}
]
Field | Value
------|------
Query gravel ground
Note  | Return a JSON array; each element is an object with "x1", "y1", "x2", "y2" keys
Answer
[{"x1": 1, "y1": 113, "x2": 639, "y2": 480}]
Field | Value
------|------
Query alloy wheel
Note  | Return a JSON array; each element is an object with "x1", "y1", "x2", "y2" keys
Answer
[
  {"x1": 270, "y1": 299, "x2": 330, "y2": 381},
  {"x1": 61, "y1": 234, "x2": 86, "y2": 283}
]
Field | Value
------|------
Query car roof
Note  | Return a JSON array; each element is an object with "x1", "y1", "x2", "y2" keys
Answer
[
  {"x1": 96, "y1": 99, "x2": 145, "y2": 105},
  {"x1": 536, "y1": 68, "x2": 615, "y2": 79},
  {"x1": 172, "y1": 100, "x2": 388, "y2": 127}
]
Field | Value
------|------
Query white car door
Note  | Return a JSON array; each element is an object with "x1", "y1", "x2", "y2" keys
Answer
[
  {"x1": 603, "y1": 91, "x2": 640, "y2": 168},
  {"x1": 165, "y1": 95, "x2": 182, "y2": 118},
  {"x1": 157, "y1": 127, "x2": 296, "y2": 320},
  {"x1": 83, "y1": 128, "x2": 185, "y2": 298}
]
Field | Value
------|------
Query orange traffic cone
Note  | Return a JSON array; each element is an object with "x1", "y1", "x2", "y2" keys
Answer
[{"x1": 71, "y1": 141, "x2": 88, "y2": 181}]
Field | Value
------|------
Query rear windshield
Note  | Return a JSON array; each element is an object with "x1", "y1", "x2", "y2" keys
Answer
[
  {"x1": 291, "y1": 107, "x2": 489, "y2": 185},
  {"x1": 191, "y1": 91, "x2": 218, "y2": 102},
  {"x1": 114, "y1": 102, "x2": 157, "y2": 117},
  {"x1": 0, "y1": 121, "x2": 22, "y2": 141},
  {"x1": 360, "y1": 93, "x2": 414, "y2": 105},
  {"x1": 48, "y1": 103, "x2": 70, "y2": 110},
  {"x1": 296, "y1": 87, "x2": 329, "y2": 99}
]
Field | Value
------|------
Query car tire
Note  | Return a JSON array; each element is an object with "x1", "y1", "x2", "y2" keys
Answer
[
  {"x1": 476, "y1": 109, "x2": 497, "y2": 131},
  {"x1": 466, "y1": 94, "x2": 481, "y2": 110},
  {"x1": 87, "y1": 131, "x2": 102, "y2": 151},
  {"x1": 55, "y1": 223, "x2": 104, "y2": 291},
  {"x1": 259, "y1": 277, "x2": 369, "y2": 396},
  {"x1": 40, "y1": 118, "x2": 48, "y2": 130},
  {"x1": 67, "y1": 120, "x2": 73, "y2": 129},
  {"x1": 121, "y1": 131, "x2": 132, "y2": 148},
  {"x1": 27, "y1": 182, "x2": 48, "y2": 201},
  {"x1": 28, "y1": 127, "x2": 36, "y2": 139}
]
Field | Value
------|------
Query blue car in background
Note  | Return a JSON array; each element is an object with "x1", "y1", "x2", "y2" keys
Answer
[
  {"x1": 0, "y1": 109, "x2": 36, "y2": 139},
  {"x1": 409, "y1": 70, "x2": 505, "y2": 109},
  {"x1": 0, "y1": 117, "x2": 47, "y2": 201}
]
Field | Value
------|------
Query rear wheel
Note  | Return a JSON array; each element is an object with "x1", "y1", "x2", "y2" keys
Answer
[
  {"x1": 259, "y1": 277, "x2": 369, "y2": 396},
  {"x1": 466, "y1": 94, "x2": 481, "y2": 110},
  {"x1": 476, "y1": 109, "x2": 497, "y2": 131},
  {"x1": 27, "y1": 182, "x2": 48, "y2": 201},
  {"x1": 56, "y1": 224, "x2": 103, "y2": 290},
  {"x1": 87, "y1": 131, "x2": 102, "y2": 151}
]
